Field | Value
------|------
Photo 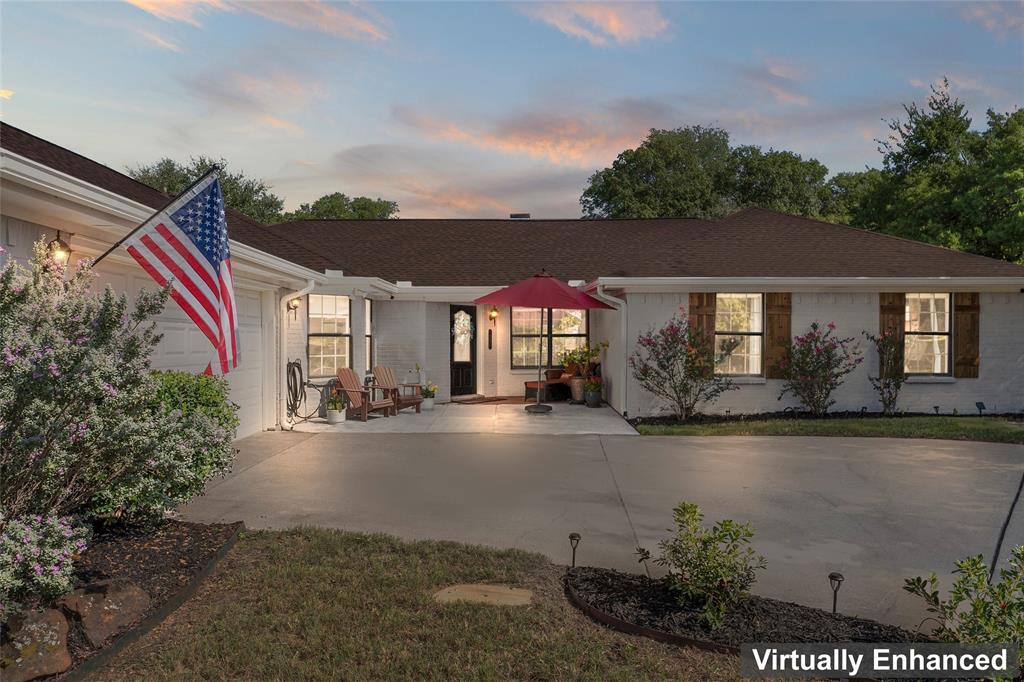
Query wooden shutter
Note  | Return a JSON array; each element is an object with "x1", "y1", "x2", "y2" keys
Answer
[
  {"x1": 764, "y1": 293, "x2": 791, "y2": 379},
  {"x1": 878, "y1": 293, "x2": 906, "y2": 379},
  {"x1": 953, "y1": 293, "x2": 980, "y2": 378},
  {"x1": 688, "y1": 293, "x2": 716, "y2": 378}
]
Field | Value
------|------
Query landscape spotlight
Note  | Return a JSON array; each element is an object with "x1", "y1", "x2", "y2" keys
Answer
[
  {"x1": 828, "y1": 571, "x2": 845, "y2": 614},
  {"x1": 568, "y1": 532, "x2": 581, "y2": 568}
]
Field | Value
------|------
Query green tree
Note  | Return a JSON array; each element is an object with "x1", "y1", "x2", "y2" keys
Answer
[
  {"x1": 580, "y1": 126, "x2": 833, "y2": 219},
  {"x1": 853, "y1": 80, "x2": 1023, "y2": 262},
  {"x1": 284, "y1": 192, "x2": 399, "y2": 220},
  {"x1": 729, "y1": 146, "x2": 831, "y2": 216},
  {"x1": 128, "y1": 156, "x2": 285, "y2": 225},
  {"x1": 581, "y1": 126, "x2": 734, "y2": 219},
  {"x1": 823, "y1": 169, "x2": 888, "y2": 227}
]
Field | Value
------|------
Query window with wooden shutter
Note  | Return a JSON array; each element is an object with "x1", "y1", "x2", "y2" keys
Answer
[
  {"x1": 688, "y1": 292, "x2": 716, "y2": 378},
  {"x1": 953, "y1": 292, "x2": 980, "y2": 378},
  {"x1": 878, "y1": 293, "x2": 905, "y2": 379},
  {"x1": 764, "y1": 293, "x2": 791, "y2": 379}
]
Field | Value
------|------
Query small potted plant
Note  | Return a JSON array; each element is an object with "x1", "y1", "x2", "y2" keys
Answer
[
  {"x1": 421, "y1": 381, "x2": 439, "y2": 410},
  {"x1": 583, "y1": 375, "x2": 603, "y2": 408},
  {"x1": 560, "y1": 342, "x2": 608, "y2": 403},
  {"x1": 325, "y1": 390, "x2": 346, "y2": 424}
]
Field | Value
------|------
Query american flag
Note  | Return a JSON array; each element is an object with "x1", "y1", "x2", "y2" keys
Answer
[{"x1": 124, "y1": 173, "x2": 239, "y2": 375}]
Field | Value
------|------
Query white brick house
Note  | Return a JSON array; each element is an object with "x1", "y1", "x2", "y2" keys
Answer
[{"x1": 3, "y1": 122, "x2": 1022, "y2": 435}]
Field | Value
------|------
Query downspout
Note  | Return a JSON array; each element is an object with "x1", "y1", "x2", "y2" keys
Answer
[
  {"x1": 595, "y1": 284, "x2": 629, "y2": 418},
  {"x1": 277, "y1": 279, "x2": 316, "y2": 430}
]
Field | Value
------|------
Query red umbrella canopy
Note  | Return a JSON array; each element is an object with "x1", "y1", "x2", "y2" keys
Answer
[{"x1": 473, "y1": 272, "x2": 614, "y2": 309}]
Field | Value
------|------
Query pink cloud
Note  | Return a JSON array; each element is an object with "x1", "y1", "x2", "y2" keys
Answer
[
  {"x1": 137, "y1": 29, "x2": 182, "y2": 52},
  {"x1": 962, "y1": 1, "x2": 1024, "y2": 38},
  {"x1": 125, "y1": 0, "x2": 387, "y2": 40},
  {"x1": 744, "y1": 57, "x2": 810, "y2": 106},
  {"x1": 519, "y1": 2, "x2": 668, "y2": 47}
]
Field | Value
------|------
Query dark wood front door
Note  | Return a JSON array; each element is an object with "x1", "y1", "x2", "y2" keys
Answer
[{"x1": 450, "y1": 305, "x2": 476, "y2": 396}]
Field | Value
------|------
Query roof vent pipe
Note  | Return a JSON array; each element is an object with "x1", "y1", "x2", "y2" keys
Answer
[{"x1": 510, "y1": 213, "x2": 531, "y2": 220}]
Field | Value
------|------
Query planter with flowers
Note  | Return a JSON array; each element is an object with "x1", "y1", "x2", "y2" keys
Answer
[
  {"x1": 560, "y1": 342, "x2": 608, "y2": 403},
  {"x1": 421, "y1": 381, "x2": 439, "y2": 410},
  {"x1": 584, "y1": 376, "x2": 603, "y2": 407},
  {"x1": 325, "y1": 390, "x2": 346, "y2": 424}
]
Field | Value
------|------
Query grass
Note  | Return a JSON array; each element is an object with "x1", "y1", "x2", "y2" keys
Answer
[
  {"x1": 636, "y1": 416, "x2": 1024, "y2": 443},
  {"x1": 94, "y1": 529, "x2": 739, "y2": 681}
]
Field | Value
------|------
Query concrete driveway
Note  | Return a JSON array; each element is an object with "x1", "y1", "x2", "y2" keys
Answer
[{"x1": 182, "y1": 432, "x2": 1023, "y2": 630}]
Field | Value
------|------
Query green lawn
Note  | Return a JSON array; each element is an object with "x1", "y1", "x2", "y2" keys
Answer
[
  {"x1": 636, "y1": 416, "x2": 1024, "y2": 443},
  {"x1": 95, "y1": 529, "x2": 738, "y2": 681}
]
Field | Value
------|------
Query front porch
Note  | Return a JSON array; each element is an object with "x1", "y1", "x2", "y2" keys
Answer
[{"x1": 291, "y1": 401, "x2": 637, "y2": 435}]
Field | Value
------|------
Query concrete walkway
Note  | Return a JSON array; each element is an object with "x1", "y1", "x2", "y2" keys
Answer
[
  {"x1": 183, "y1": 431, "x2": 1023, "y2": 630},
  {"x1": 291, "y1": 401, "x2": 638, "y2": 435}
]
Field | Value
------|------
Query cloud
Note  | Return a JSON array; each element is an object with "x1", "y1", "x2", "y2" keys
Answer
[
  {"x1": 182, "y1": 66, "x2": 321, "y2": 135},
  {"x1": 909, "y1": 74, "x2": 1006, "y2": 101},
  {"x1": 125, "y1": 0, "x2": 388, "y2": 40},
  {"x1": 0, "y1": 89, "x2": 13, "y2": 100},
  {"x1": 258, "y1": 115, "x2": 304, "y2": 135},
  {"x1": 518, "y1": 2, "x2": 668, "y2": 47},
  {"x1": 741, "y1": 57, "x2": 810, "y2": 106},
  {"x1": 137, "y1": 30, "x2": 182, "y2": 52},
  {"x1": 393, "y1": 104, "x2": 655, "y2": 167},
  {"x1": 962, "y1": 1, "x2": 1024, "y2": 38}
]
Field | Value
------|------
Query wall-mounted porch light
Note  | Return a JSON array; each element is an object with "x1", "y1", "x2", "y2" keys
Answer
[
  {"x1": 488, "y1": 306, "x2": 500, "y2": 324},
  {"x1": 287, "y1": 297, "x2": 302, "y2": 319},
  {"x1": 47, "y1": 230, "x2": 72, "y2": 266}
]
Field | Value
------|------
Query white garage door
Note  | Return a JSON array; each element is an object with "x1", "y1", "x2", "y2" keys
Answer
[{"x1": 93, "y1": 268, "x2": 266, "y2": 439}]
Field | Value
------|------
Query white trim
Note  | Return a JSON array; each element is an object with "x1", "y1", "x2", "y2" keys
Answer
[
  {"x1": 584, "y1": 276, "x2": 1024, "y2": 293},
  {"x1": 906, "y1": 375, "x2": 957, "y2": 384}
]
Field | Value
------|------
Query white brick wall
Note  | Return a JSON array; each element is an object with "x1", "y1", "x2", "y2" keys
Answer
[{"x1": 621, "y1": 290, "x2": 1024, "y2": 418}]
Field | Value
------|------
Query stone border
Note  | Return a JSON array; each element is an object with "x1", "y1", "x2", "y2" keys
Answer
[
  {"x1": 564, "y1": 575, "x2": 740, "y2": 657},
  {"x1": 61, "y1": 521, "x2": 245, "y2": 682}
]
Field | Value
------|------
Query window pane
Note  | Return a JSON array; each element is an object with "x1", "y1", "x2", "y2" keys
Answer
[
  {"x1": 512, "y1": 336, "x2": 547, "y2": 368},
  {"x1": 452, "y1": 310, "x2": 473, "y2": 363},
  {"x1": 365, "y1": 299, "x2": 372, "y2": 328},
  {"x1": 308, "y1": 294, "x2": 350, "y2": 335},
  {"x1": 904, "y1": 334, "x2": 949, "y2": 374},
  {"x1": 715, "y1": 293, "x2": 762, "y2": 333},
  {"x1": 715, "y1": 334, "x2": 762, "y2": 375},
  {"x1": 905, "y1": 293, "x2": 949, "y2": 333},
  {"x1": 308, "y1": 336, "x2": 350, "y2": 378},
  {"x1": 552, "y1": 335, "x2": 585, "y2": 364},
  {"x1": 365, "y1": 336, "x2": 372, "y2": 374},
  {"x1": 551, "y1": 309, "x2": 586, "y2": 335},
  {"x1": 512, "y1": 308, "x2": 543, "y2": 334}
]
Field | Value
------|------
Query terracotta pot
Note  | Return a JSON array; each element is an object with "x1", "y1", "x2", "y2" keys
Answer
[{"x1": 569, "y1": 376, "x2": 586, "y2": 402}]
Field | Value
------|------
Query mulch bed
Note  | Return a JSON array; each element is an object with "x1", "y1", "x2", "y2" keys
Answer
[
  {"x1": 63, "y1": 519, "x2": 241, "y2": 670},
  {"x1": 566, "y1": 566, "x2": 928, "y2": 649},
  {"x1": 629, "y1": 410, "x2": 1023, "y2": 427}
]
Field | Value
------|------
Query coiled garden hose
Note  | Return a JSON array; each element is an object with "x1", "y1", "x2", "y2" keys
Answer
[{"x1": 285, "y1": 360, "x2": 322, "y2": 424}]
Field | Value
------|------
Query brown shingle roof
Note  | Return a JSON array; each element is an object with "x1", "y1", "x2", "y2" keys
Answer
[
  {"x1": 0, "y1": 122, "x2": 334, "y2": 272},
  {"x1": 4, "y1": 122, "x2": 1021, "y2": 286},
  {"x1": 267, "y1": 210, "x2": 1024, "y2": 285}
]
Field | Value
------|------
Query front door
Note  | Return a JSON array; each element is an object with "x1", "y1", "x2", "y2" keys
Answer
[{"x1": 450, "y1": 305, "x2": 476, "y2": 396}]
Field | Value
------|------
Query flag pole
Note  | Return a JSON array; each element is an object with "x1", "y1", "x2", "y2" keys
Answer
[{"x1": 92, "y1": 165, "x2": 221, "y2": 267}]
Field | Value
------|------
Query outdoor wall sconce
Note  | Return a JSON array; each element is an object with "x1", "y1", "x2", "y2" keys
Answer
[
  {"x1": 287, "y1": 297, "x2": 301, "y2": 319},
  {"x1": 568, "y1": 532, "x2": 581, "y2": 568},
  {"x1": 828, "y1": 571, "x2": 845, "y2": 614},
  {"x1": 47, "y1": 230, "x2": 72, "y2": 265},
  {"x1": 488, "y1": 306, "x2": 499, "y2": 324}
]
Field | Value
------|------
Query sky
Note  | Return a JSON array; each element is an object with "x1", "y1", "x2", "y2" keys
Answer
[{"x1": 1, "y1": 1, "x2": 1021, "y2": 218}]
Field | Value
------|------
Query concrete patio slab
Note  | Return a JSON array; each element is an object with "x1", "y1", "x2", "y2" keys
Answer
[
  {"x1": 186, "y1": 431, "x2": 1023, "y2": 630},
  {"x1": 290, "y1": 402, "x2": 638, "y2": 436}
]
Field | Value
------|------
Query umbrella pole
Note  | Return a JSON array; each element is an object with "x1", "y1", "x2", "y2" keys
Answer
[{"x1": 526, "y1": 308, "x2": 552, "y2": 414}]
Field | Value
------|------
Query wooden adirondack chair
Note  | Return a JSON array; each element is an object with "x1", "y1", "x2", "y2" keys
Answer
[
  {"x1": 336, "y1": 367, "x2": 393, "y2": 421},
  {"x1": 373, "y1": 366, "x2": 423, "y2": 414}
]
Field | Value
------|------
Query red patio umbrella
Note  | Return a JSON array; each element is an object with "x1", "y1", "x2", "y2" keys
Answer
[{"x1": 474, "y1": 271, "x2": 614, "y2": 413}]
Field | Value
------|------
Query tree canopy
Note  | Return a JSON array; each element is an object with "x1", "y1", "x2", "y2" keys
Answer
[
  {"x1": 580, "y1": 126, "x2": 834, "y2": 219},
  {"x1": 580, "y1": 81, "x2": 1023, "y2": 263},
  {"x1": 283, "y1": 192, "x2": 398, "y2": 220},
  {"x1": 128, "y1": 157, "x2": 399, "y2": 224}
]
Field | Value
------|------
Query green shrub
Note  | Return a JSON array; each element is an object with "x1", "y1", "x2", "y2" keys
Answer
[
  {"x1": 637, "y1": 501, "x2": 766, "y2": 629},
  {"x1": 154, "y1": 371, "x2": 240, "y2": 433},
  {"x1": 0, "y1": 514, "x2": 91, "y2": 619},
  {"x1": 904, "y1": 546, "x2": 1024, "y2": 649}
]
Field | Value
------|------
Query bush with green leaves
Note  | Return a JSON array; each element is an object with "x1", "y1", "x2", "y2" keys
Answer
[
  {"x1": 637, "y1": 501, "x2": 766, "y2": 629},
  {"x1": 152, "y1": 371, "x2": 238, "y2": 482},
  {"x1": 0, "y1": 514, "x2": 91, "y2": 618},
  {"x1": 864, "y1": 329, "x2": 907, "y2": 415},
  {"x1": 0, "y1": 242, "x2": 238, "y2": 529},
  {"x1": 904, "y1": 546, "x2": 1024, "y2": 651},
  {"x1": 775, "y1": 321, "x2": 862, "y2": 415}
]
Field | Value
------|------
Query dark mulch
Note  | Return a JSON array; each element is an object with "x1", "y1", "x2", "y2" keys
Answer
[
  {"x1": 629, "y1": 410, "x2": 1023, "y2": 428},
  {"x1": 63, "y1": 519, "x2": 241, "y2": 668},
  {"x1": 567, "y1": 566, "x2": 929, "y2": 648}
]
